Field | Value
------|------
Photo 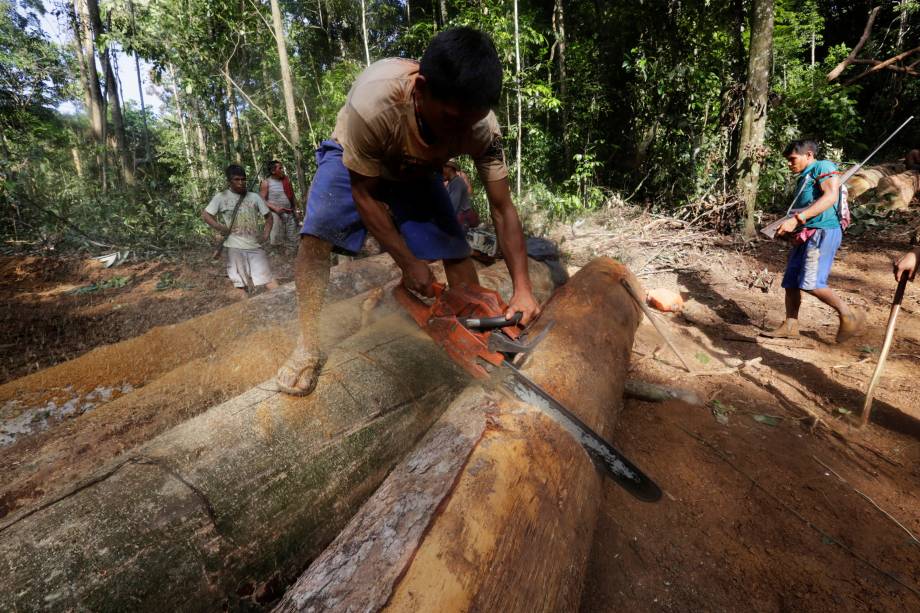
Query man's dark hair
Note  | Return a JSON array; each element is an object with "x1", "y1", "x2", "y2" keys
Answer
[
  {"x1": 419, "y1": 27, "x2": 502, "y2": 110},
  {"x1": 265, "y1": 159, "x2": 281, "y2": 175},
  {"x1": 783, "y1": 139, "x2": 819, "y2": 157},
  {"x1": 225, "y1": 164, "x2": 246, "y2": 180}
]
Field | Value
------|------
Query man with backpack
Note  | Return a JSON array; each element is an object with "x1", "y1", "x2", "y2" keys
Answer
[{"x1": 763, "y1": 139, "x2": 864, "y2": 343}]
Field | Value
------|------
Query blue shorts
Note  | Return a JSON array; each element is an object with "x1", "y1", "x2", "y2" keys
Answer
[
  {"x1": 782, "y1": 228, "x2": 842, "y2": 291},
  {"x1": 300, "y1": 140, "x2": 471, "y2": 259}
]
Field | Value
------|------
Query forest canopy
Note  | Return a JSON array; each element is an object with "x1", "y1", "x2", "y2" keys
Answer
[{"x1": 1, "y1": 0, "x2": 918, "y2": 251}]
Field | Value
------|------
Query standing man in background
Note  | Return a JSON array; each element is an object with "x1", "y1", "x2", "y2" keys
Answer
[
  {"x1": 764, "y1": 140, "x2": 864, "y2": 343},
  {"x1": 203, "y1": 164, "x2": 278, "y2": 297},
  {"x1": 260, "y1": 160, "x2": 299, "y2": 253}
]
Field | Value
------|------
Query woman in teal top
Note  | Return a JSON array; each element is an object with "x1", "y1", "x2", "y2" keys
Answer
[{"x1": 763, "y1": 140, "x2": 864, "y2": 343}]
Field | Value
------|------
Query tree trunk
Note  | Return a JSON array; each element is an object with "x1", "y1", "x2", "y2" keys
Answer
[
  {"x1": 513, "y1": 0, "x2": 523, "y2": 200},
  {"x1": 168, "y1": 66, "x2": 200, "y2": 201},
  {"x1": 85, "y1": 0, "x2": 134, "y2": 187},
  {"x1": 195, "y1": 117, "x2": 210, "y2": 183},
  {"x1": 439, "y1": 0, "x2": 447, "y2": 24},
  {"x1": 846, "y1": 162, "x2": 904, "y2": 199},
  {"x1": 875, "y1": 170, "x2": 919, "y2": 210},
  {"x1": 275, "y1": 258, "x2": 643, "y2": 612},
  {"x1": 736, "y1": 0, "x2": 774, "y2": 238},
  {"x1": 269, "y1": 0, "x2": 309, "y2": 201},
  {"x1": 359, "y1": 0, "x2": 371, "y2": 66},
  {"x1": 898, "y1": 0, "x2": 910, "y2": 50},
  {"x1": 553, "y1": 0, "x2": 569, "y2": 167},
  {"x1": 0, "y1": 263, "x2": 556, "y2": 611},
  {"x1": 225, "y1": 72, "x2": 243, "y2": 163},
  {"x1": 244, "y1": 119, "x2": 261, "y2": 178},
  {"x1": 72, "y1": 0, "x2": 106, "y2": 181}
]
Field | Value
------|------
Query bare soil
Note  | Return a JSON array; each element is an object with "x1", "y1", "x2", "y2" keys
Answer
[
  {"x1": 581, "y1": 231, "x2": 920, "y2": 612},
  {"x1": 1, "y1": 221, "x2": 919, "y2": 610}
]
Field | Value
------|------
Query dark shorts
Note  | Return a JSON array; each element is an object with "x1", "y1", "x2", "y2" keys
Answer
[
  {"x1": 781, "y1": 227, "x2": 842, "y2": 291},
  {"x1": 300, "y1": 140, "x2": 471, "y2": 259}
]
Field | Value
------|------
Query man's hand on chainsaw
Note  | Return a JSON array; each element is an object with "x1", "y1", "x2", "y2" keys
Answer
[
  {"x1": 507, "y1": 288, "x2": 541, "y2": 325},
  {"x1": 401, "y1": 258, "x2": 436, "y2": 297}
]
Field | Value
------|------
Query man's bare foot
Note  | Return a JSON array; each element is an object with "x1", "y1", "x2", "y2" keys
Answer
[
  {"x1": 836, "y1": 310, "x2": 865, "y2": 343},
  {"x1": 760, "y1": 319, "x2": 799, "y2": 339},
  {"x1": 276, "y1": 347, "x2": 326, "y2": 396}
]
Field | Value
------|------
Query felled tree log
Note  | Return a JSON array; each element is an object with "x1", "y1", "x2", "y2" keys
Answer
[
  {"x1": 0, "y1": 260, "x2": 556, "y2": 611},
  {"x1": 0, "y1": 260, "x2": 554, "y2": 520},
  {"x1": 846, "y1": 163, "x2": 903, "y2": 200},
  {"x1": 0, "y1": 314, "x2": 469, "y2": 611},
  {"x1": 875, "y1": 170, "x2": 919, "y2": 210},
  {"x1": 275, "y1": 257, "x2": 643, "y2": 612}
]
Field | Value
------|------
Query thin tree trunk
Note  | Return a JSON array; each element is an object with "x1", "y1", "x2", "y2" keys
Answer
[
  {"x1": 439, "y1": 0, "x2": 447, "y2": 24},
  {"x1": 128, "y1": 0, "x2": 150, "y2": 164},
  {"x1": 168, "y1": 67, "x2": 200, "y2": 201},
  {"x1": 737, "y1": 0, "x2": 775, "y2": 238},
  {"x1": 244, "y1": 120, "x2": 260, "y2": 179},
  {"x1": 225, "y1": 72, "x2": 242, "y2": 163},
  {"x1": 194, "y1": 101, "x2": 211, "y2": 183},
  {"x1": 360, "y1": 0, "x2": 371, "y2": 67},
  {"x1": 898, "y1": 0, "x2": 909, "y2": 50},
  {"x1": 513, "y1": 0, "x2": 523, "y2": 200},
  {"x1": 72, "y1": 0, "x2": 106, "y2": 183},
  {"x1": 553, "y1": 0, "x2": 569, "y2": 166},
  {"x1": 269, "y1": 0, "x2": 308, "y2": 200},
  {"x1": 71, "y1": 147, "x2": 84, "y2": 178},
  {"x1": 86, "y1": 0, "x2": 133, "y2": 187}
]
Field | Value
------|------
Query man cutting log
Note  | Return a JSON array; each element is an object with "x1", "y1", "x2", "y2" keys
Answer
[{"x1": 276, "y1": 28, "x2": 540, "y2": 396}]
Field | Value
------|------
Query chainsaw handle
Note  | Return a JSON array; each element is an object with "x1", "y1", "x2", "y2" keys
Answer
[{"x1": 459, "y1": 311, "x2": 523, "y2": 330}]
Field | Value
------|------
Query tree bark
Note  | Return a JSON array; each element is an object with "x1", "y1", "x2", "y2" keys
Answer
[
  {"x1": 168, "y1": 66, "x2": 200, "y2": 201},
  {"x1": 875, "y1": 170, "x2": 919, "y2": 210},
  {"x1": 360, "y1": 0, "x2": 371, "y2": 66},
  {"x1": 513, "y1": 0, "x2": 523, "y2": 200},
  {"x1": 85, "y1": 0, "x2": 134, "y2": 187},
  {"x1": 269, "y1": 0, "x2": 308, "y2": 202},
  {"x1": 846, "y1": 162, "x2": 903, "y2": 200},
  {"x1": 275, "y1": 258, "x2": 643, "y2": 612},
  {"x1": 225, "y1": 72, "x2": 243, "y2": 163},
  {"x1": 736, "y1": 0, "x2": 774, "y2": 238},
  {"x1": 71, "y1": 0, "x2": 106, "y2": 181},
  {"x1": 553, "y1": 0, "x2": 569, "y2": 166},
  {"x1": 0, "y1": 262, "x2": 557, "y2": 611}
]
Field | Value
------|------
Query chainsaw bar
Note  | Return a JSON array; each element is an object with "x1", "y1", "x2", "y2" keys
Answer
[{"x1": 501, "y1": 362, "x2": 662, "y2": 503}]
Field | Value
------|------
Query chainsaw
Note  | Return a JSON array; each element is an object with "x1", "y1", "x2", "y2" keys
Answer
[{"x1": 394, "y1": 281, "x2": 662, "y2": 503}]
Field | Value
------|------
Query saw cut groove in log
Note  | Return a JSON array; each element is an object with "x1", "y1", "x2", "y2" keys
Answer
[{"x1": 276, "y1": 257, "x2": 643, "y2": 612}]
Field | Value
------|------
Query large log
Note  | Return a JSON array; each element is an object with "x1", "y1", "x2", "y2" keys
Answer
[
  {"x1": 0, "y1": 261, "x2": 556, "y2": 611},
  {"x1": 0, "y1": 260, "x2": 554, "y2": 520},
  {"x1": 0, "y1": 315, "x2": 468, "y2": 611},
  {"x1": 874, "y1": 169, "x2": 919, "y2": 210},
  {"x1": 276, "y1": 258, "x2": 643, "y2": 612},
  {"x1": 846, "y1": 163, "x2": 903, "y2": 200}
]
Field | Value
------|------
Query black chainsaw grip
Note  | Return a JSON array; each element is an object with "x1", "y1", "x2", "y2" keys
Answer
[{"x1": 459, "y1": 311, "x2": 523, "y2": 330}]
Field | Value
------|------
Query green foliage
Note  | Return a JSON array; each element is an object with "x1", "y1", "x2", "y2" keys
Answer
[{"x1": 3, "y1": 0, "x2": 920, "y2": 251}]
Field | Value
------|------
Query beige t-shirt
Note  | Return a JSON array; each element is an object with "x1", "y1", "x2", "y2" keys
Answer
[
  {"x1": 331, "y1": 58, "x2": 507, "y2": 183},
  {"x1": 205, "y1": 190, "x2": 269, "y2": 250}
]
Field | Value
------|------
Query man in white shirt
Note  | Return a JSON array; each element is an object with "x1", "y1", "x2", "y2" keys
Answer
[{"x1": 202, "y1": 164, "x2": 279, "y2": 297}]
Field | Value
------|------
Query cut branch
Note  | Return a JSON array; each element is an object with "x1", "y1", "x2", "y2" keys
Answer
[
  {"x1": 827, "y1": 6, "x2": 881, "y2": 82},
  {"x1": 843, "y1": 45, "x2": 920, "y2": 86},
  {"x1": 221, "y1": 68, "x2": 293, "y2": 149}
]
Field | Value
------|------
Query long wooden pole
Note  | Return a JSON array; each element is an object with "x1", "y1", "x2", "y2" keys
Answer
[{"x1": 861, "y1": 272, "x2": 910, "y2": 427}]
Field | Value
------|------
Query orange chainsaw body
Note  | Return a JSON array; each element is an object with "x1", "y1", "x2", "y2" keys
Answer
[{"x1": 393, "y1": 282, "x2": 521, "y2": 379}]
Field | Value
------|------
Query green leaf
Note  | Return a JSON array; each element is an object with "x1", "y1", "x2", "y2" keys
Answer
[
  {"x1": 695, "y1": 352, "x2": 711, "y2": 365},
  {"x1": 836, "y1": 407, "x2": 852, "y2": 415},
  {"x1": 752, "y1": 414, "x2": 781, "y2": 427}
]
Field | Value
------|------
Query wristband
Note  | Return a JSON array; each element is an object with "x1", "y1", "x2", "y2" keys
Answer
[{"x1": 794, "y1": 213, "x2": 806, "y2": 225}]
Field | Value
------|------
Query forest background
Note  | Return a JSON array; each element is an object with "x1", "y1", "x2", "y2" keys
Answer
[{"x1": 1, "y1": 0, "x2": 918, "y2": 253}]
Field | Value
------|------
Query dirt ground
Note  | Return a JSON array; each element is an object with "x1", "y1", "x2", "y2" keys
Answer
[
  {"x1": 1, "y1": 220, "x2": 919, "y2": 610},
  {"x1": 582, "y1": 231, "x2": 920, "y2": 612},
  {"x1": 0, "y1": 249, "x2": 298, "y2": 385}
]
